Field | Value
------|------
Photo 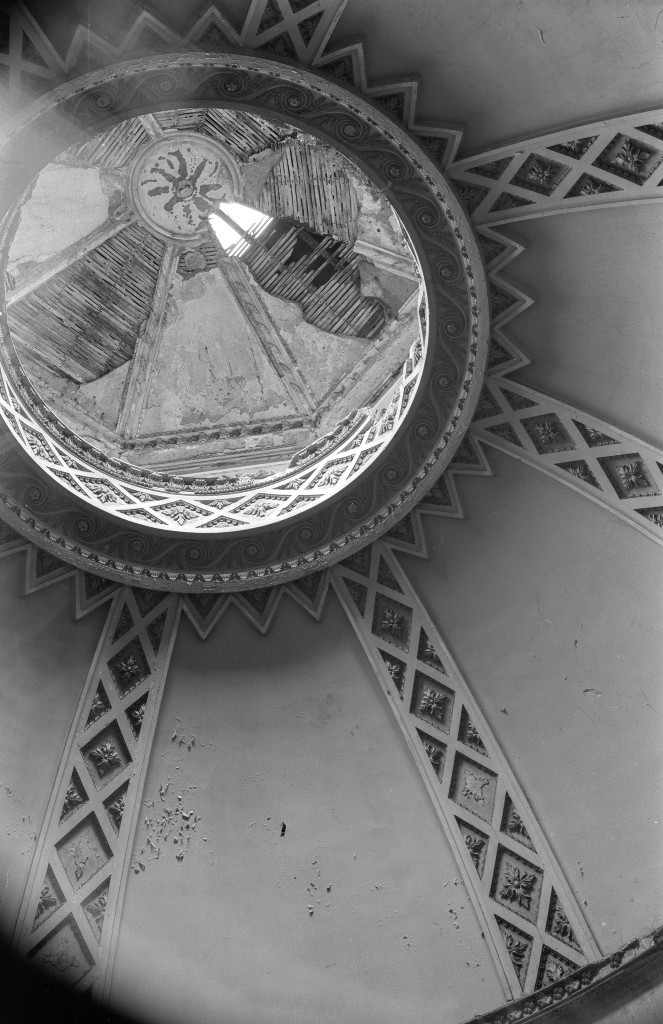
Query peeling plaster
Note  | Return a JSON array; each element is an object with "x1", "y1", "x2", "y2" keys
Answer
[{"x1": 131, "y1": 717, "x2": 218, "y2": 876}]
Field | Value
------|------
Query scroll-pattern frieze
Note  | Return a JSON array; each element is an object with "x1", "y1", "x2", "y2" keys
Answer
[
  {"x1": 449, "y1": 111, "x2": 663, "y2": 225},
  {"x1": 12, "y1": 588, "x2": 179, "y2": 1001},
  {"x1": 331, "y1": 542, "x2": 599, "y2": 998},
  {"x1": 0, "y1": 3, "x2": 350, "y2": 103},
  {"x1": 470, "y1": 380, "x2": 663, "y2": 547}
]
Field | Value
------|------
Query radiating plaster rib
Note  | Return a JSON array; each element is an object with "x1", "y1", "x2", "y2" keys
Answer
[
  {"x1": 116, "y1": 245, "x2": 179, "y2": 438},
  {"x1": 470, "y1": 380, "x2": 663, "y2": 547},
  {"x1": 218, "y1": 256, "x2": 318, "y2": 418},
  {"x1": 331, "y1": 542, "x2": 600, "y2": 998},
  {"x1": 449, "y1": 110, "x2": 663, "y2": 226},
  {"x1": 352, "y1": 239, "x2": 419, "y2": 281},
  {"x1": 11, "y1": 587, "x2": 181, "y2": 1002}
]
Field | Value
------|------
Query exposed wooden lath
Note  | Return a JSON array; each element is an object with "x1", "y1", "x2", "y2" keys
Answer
[
  {"x1": 54, "y1": 117, "x2": 152, "y2": 169},
  {"x1": 242, "y1": 221, "x2": 385, "y2": 339},
  {"x1": 202, "y1": 108, "x2": 293, "y2": 157},
  {"x1": 259, "y1": 143, "x2": 359, "y2": 243},
  {"x1": 153, "y1": 107, "x2": 293, "y2": 158},
  {"x1": 10, "y1": 222, "x2": 166, "y2": 384},
  {"x1": 152, "y1": 107, "x2": 208, "y2": 133}
]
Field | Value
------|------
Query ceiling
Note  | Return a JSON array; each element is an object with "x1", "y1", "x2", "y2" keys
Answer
[{"x1": 0, "y1": 3, "x2": 661, "y2": 1024}]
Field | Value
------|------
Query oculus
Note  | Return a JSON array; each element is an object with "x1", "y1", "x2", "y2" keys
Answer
[{"x1": 0, "y1": 53, "x2": 489, "y2": 589}]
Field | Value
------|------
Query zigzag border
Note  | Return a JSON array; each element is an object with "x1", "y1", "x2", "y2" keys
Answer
[
  {"x1": 0, "y1": 2, "x2": 462, "y2": 167},
  {"x1": 0, "y1": 524, "x2": 331, "y2": 632}
]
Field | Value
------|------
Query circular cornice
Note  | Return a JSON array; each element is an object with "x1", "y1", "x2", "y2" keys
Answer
[{"x1": 0, "y1": 53, "x2": 489, "y2": 591}]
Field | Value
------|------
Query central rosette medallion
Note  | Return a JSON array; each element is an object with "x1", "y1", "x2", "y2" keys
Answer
[{"x1": 129, "y1": 133, "x2": 242, "y2": 241}]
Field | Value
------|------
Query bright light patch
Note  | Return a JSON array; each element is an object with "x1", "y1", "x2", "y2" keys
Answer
[{"x1": 209, "y1": 202, "x2": 272, "y2": 256}]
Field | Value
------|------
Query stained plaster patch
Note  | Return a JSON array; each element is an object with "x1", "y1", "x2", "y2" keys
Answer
[
  {"x1": 137, "y1": 268, "x2": 295, "y2": 436},
  {"x1": 257, "y1": 282, "x2": 417, "y2": 426},
  {"x1": 76, "y1": 362, "x2": 131, "y2": 429},
  {"x1": 8, "y1": 165, "x2": 112, "y2": 271},
  {"x1": 352, "y1": 169, "x2": 413, "y2": 254}
]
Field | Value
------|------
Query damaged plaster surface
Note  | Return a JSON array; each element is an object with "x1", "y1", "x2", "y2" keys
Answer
[
  {"x1": 130, "y1": 717, "x2": 217, "y2": 876},
  {"x1": 8, "y1": 165, "x2": 114, "y2": 277},
  {"x1": 254, "y1": 283, "x2": 417, "y2": 425},
  {"x1": 138, "y1": 269, "x2": 294, "y2": 437}
]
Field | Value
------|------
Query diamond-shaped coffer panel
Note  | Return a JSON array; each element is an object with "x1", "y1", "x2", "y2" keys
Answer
[
  {"x1": 490, "y1": 846, "x2": 543, "y2": 925},
  {"x1": 410, "y1": 671, "x2": 455, "y2": 732},
  {"x1": 371, "y1": 594, "x2": 412, "y2": 652},
  {"x1": 29, "y1": 915, "x2": 94, "y2": 984},
  {"x1": 80, "y1": 720, "x2": 132, "y2": 790},
  {"x1": 108, "y1": 637, "x2": 151, "y2": 697},
  {"x1": 56, "y1": 813, "x2": 112, "y2": 891},
  {"x1": 449, "y1": 753, "x2": 498, "y2": 823}
]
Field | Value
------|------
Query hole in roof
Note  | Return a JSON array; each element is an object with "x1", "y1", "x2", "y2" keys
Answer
[{"x1": 209, "y1": 203, "x2": 273, "y2": 256}]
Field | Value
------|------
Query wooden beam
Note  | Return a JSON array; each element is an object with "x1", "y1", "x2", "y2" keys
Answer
[
  {"x1": 6, "y1": 218, "x2": 135, "y2": 307},
  {"x1": 138, "y1": 114, "x2": 164, "y2": 138},
  {"x1": 116, "y1": 245, "x2": 178, "y2": 438},
  {"x1": 352, "y1": 239, "x2": 418, "y2": 280},
  {"x1": 219, "y1": 256, "x2": 318, "y2": 418}
]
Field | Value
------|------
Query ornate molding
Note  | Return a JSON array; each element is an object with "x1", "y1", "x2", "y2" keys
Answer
[
  {"x1": 0, "y1": 52, "x2": 488, "y2": 590},
  {"x1": 0, "y1": 2, "x2": 461, "y2": 167},
  {"x1": 330, "y1": 542, "x2": 600, "y2": 999},
  {"x1": 0, "y1": 525, "x2": 332, "y2": 635},
  {"x1": 12, "y1": 587, "x2": 180, "y2": 1001},
  {"x1": 460, "y1": 927, "x2": 663, "y2": 1024},
  {"x1": 449, "y1": 110, "x2": 663, "y2": 225},
  {"x1": 471, "y1": 380, "x2": 663, "y2": 547}
]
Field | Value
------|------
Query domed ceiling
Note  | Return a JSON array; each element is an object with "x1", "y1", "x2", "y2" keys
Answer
[{"x1": 0, "y1": 5, "x2": 662, "y2": 1024}]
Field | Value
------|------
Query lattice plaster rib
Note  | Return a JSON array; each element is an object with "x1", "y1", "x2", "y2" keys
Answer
[
  {"x1": 331, "y1": 541, "x2": 599, "y2": 997},
  {"x1": 449, "y1": 110, "x2": 663, "y2": 224},
  {"x1": 12, "y1": 588, "x2": 178, "y2": 999},
  {"x1": 471, "y1": 380, "x2": 663, "y2": 547}
]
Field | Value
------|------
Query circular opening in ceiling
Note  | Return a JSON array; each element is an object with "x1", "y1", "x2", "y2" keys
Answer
[
  {"x1": 0, "y1": 52, "x2": 488, "y2": 589},
  {"x1": 2, "y1": 107, "x2": 428, "y2": 532}
]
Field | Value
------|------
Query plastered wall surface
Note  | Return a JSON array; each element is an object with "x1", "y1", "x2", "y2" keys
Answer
[
  {"x1": 507, "y1": 205, "x2": 663, "y2": 447},
  {"x1": 16, "y1": 0, "x2": 663, "y2": 158},
  {"x1": 402, "y1": 451, "x2": 663, "y2": 955},
  {"x1": 111, "y1": 594, "x2": 505, "y2": 1024},
  {"x1": 0, "y1": 555, "x2": 107, "y2": 939},
  {"x1": 338, "y1": 0, "x2": 663, "y2": 156}
]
